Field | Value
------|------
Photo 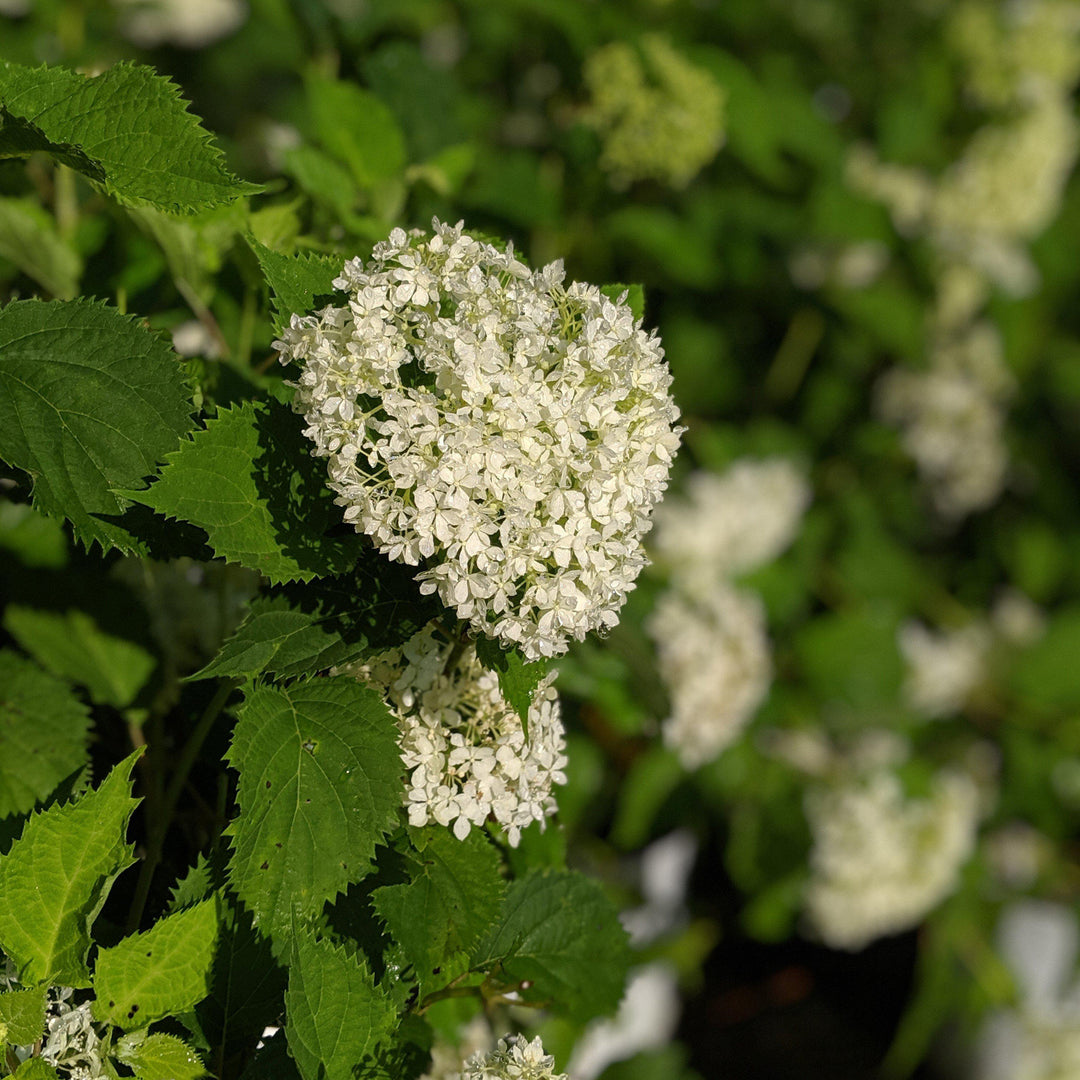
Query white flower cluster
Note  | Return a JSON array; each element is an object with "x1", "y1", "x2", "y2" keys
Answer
[
  {"x1": 898, "y1": 620, "x2": 993, "y2": 718},
  {"x1": 341, "y1": 623, "x2": 567, "y2": 846},
  {"x1": 5, "y1": 986, "x2": 105, "y2": 1079},
  {"x1": 878, "y1": 320, "x2": 1012, "y2": 518},
  {"x1": 647, "y1": 584, "x2": 771, "y2": 769},
  {"x1": 276, "y1": 219, "x2": 682, "y2": 661},
  {"x1": 647, "y1": 458, "x2": 810, "y2": 768},
  {"x1": 112, "y1": 0, "x2": 247, "y2": 47},
  {"x1": 976, "y1": 901, "x2": 1080, "y2": 1080},
  {"x1": 804, "y1": 768, "x2": 980, "y2": 950},
  {"x1": 651, "y1": 458, "x2": 811, "y2": 588},
  {"x1": 462, "y1": 1036, "x2": 567, "y2": 1080},
  {"x1": 583, "y1": 35, "x2": 726, "y2": 189}
]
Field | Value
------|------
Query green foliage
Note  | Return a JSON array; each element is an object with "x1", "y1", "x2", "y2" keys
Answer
[
  {"x1": 250, "y1": 242, "x2": 341, "y2": 338},
  {"x1": 599, "y1": 283, "x2": 646, "y2": 322},
  {"x1": 0, "y1": 62, "x2": 258, "y2": 212},
  {"x1": 225, "y1": 677, "x2": 402, "y2": 937},
  {"x1": 0, "y1": 986, "x2": 46, "y2": 1045},
  {"x1": 114, "y1": 1031, "x2": 208, "y2": 1080},
  {"x1": 126, "y1": 401, "x2": 362, "y2": 584},
  {"x1": 12, "y1": 1061, "x2": 57, "y2": 1080},
  {"x1": 0, "y1": 651, "x2": 91, "y2": 819},
  {"x1": 93, "y1": 898, "x2": 219, "y2": 1029},
  {"x1": 0, "y1": 752, "x2": 140, "y2": 987},
  {"x1": 372, "y1": 828, "x2": 505, "y2": 994},
  {"x1": 0, "y1": 198, "x2": 81, "y2": 300},
  {"x1": 0, "y1": 299, "x2": 194, "y2": 553},
  {"x1": 4, "y1": 606, "x2": 156, "y2": 709},
  {"x1": 472, "y1": 869, "x2": 630, "y2": 1020},
  {"x1": 283, "y1": 931, "x2": 397, "y2": 1080},
  {"x1": 474, "y1": 638, "x2": 551, "y2": 733}
]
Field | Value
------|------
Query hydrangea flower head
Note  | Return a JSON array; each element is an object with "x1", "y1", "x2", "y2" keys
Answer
[
  {"x1": 341, "y1": 622, "x2": 567, "y2": 846},
  {"x1": 462, "y1": 1035, "x2": 568, "y2": 1080},
  {"x1": 276, "y1": 220, "x2": 682, "y2": 661}
]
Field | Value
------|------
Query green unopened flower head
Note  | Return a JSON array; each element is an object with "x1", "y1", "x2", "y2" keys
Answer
[{"x1": 583, "y1": 35, "x2": 725, "y2": 189}]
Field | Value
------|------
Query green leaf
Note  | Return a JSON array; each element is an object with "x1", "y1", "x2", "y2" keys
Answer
[
  {"x1": 0, "y1": 197, "x2": 81, "y2": 299},
  {"x1": 599, "y1": 283, "x2": 645, "y2": 322},
  {"x1": 115, "y1": 1031, "x2": 208, "y2": 1080},
  {"x1": 225, "y1": 676, "x2": 402, "y2": 937},
  {"x1": 167, "y1": 856, "x2": 215, "y2": 913},
  {"x1": 0, "y1": 751, "x2": 141, "y2": 987},
  {"x1": 14, "y1": 1060, "x2": 58, "y2": 1080},
  {"x1": 372, "y1": 828, "x2": 505, "y2": 994},
  {"x1": 93, "y1": 898, "x2": 218, "y2": 1029},
  {"x1": 0, "y1": 650, "x2": 91, "y2": 819},
  {"x1": 0, "y1": 62, "x2": 260, "y2": 212},
  {"x1": 0, "y1": 985, "x2": 46, "y2": 1044},
  {"x1": 0, "y1": 501, "x2": 68, "y2": 569},
  {"x1": 0, "y1": 298, "x2": 195, "y2": 553},
  {"x1": 124, "y1": 400, "x2": 362, "y2": 584},
  {"x1": 4, "y1": 607, "x2": 156, "y2": 708},
  {"x1": 250, "y1": 240, "x2": 341, "y2": 338},
  {"x1": 191, "y1": 554, "x2": 438, "y2": 682},
  {"x1": 305, "y1": 74, "x2": 407, "y2": 188},
  {"x1": 284, "y1": 931, "x2": 397, "y2": 1080},
  {"x1": 471, "y1": 869, "x2": 630, "y2": 1020},
  {"x1": 1010, "y1": 608, "x2": 1080, "y2": 710},
  {"x1": 474, "y1": 637, "x2": 550, "y2": 734},
  {"x1": 196, "y1": 892, "x2": 287, "y2": 1062}
]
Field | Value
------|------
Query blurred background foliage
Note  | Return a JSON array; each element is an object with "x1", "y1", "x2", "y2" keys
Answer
[{"x1": 2, "y1": 0, "x2": 1080, "y2": 1077}]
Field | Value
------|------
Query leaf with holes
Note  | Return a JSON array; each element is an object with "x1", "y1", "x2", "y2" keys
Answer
[
  {"x1": 123, "y1": 400, "x2": 362, "y2": 584},
  {"x1": 0, "y1": 650, "x2": 91, "y2": 819},
  {"x1": 0, "y1": 62, "x2": 259, "y2": 212},
  {"x1": 93, "y1": 898, "x2": 218, "y2": 1029},
  {"x1": 0, "y1": 751, "x2": 141, "y2": 987},
  {"x1": 225, "y1": 677, "x2": 401, "y2": 938},
  {"x1": 0, "y1": 298, "x2": 194, "y2": 553}
]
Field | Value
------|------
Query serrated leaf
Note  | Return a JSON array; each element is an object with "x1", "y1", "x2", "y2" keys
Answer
[
  {"x1": 305, "y1": 75, "x2": 407, "y2": 188},
  {"x1": 196, "y1": 891, "x2": 287, "y2": 1063},
  {"x1": 599, "y1": 283, "x2": 646, "y2": 322},
  {"x1": 0, "y1": 986, "x2": 46, "y2": 1044},
  {"x1": 124, "y1": 400, "x2": 362, "y2": 584},
  {"x1": 250, "y1": 240, "x2": 341, "y2": 338},
  {"x1": 0, "y1": 62, "x2": 259, "y2": 212},
  {"x1": 474, "y1": 637, "x2": 550, "y2": 735},
  {"x1": 191, "y1": 554, "x2": 438, "y2": 682},
  {"x1": 14, "y1": 1060, "x2": 58, "y2": 1079},
  {"x1": 115, "y1": 1031, "x2": 207, "y2": 1080},
  {"x1": 471, "y1": 869, "x2": 630, "y2": 1020},
  {"x1": 225, "y1": 676, "x2": 402, "y2": 936},
  {"x1": 0, "y1": 650, "x2": 91, "y2": 819},
  {"x1": 0, "y1": 751, "x2": 141, "y2": 987},
  {"x1": 0, "y1": 298, "x2": 195, "y2": 553},
  {"x1": 372, "y1": 828, "x2": 504, "y2": 994},
  {"x1": 168, "y1": 856, "x2": 216, "y2": 913},
  {"x1": 0, "y1": 197, "x2": 81, "y2": 299},
  {"x1": 93, "y1": 898, "x2": 218, "y2": 1029},
  {"x1": 284, "y1": 931, "x2": 397, "y2": 1080},
  {"x1": 4, "y1": 607, "x2": 156, "y2": 708}
]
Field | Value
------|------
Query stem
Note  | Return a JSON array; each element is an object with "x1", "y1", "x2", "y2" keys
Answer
[
  {"x1": 53, "y1": 165, "x2": 78, "y2": 245},
  {"x1": 416, "y1": 982, "x2": 482, "y2": 1014},
  {"x1": 126, "y1": 680, "x2": 238, "y2": 931}
]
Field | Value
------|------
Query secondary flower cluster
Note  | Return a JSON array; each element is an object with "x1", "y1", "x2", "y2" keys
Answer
[
  {"x1": 341, "y1": 623, "x2": 567, "y2": 846},
  {"x1": 804, "y1": 768, "x2": 980, "y2": 950},
  {"x1": 462, "y1": 1036, "x2": 567, "y2": 1080},
  {"x1": 583, "y1": 35, "x2": 726, "y2": 189},
  {"x1": 276, "y1": 219, "x2": 682, "y2": 661},
  {"x1": 647, "y1": 458, "x2": 810, "y2": 767}
]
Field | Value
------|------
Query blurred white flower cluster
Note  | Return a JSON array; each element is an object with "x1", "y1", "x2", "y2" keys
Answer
[
  {"x1": 899, "y1": 589, "x2": 1044, "y2": 718},
  {"x1": 877, "y1": 320, "x2": 1013, "y2": 518},
  {"x1": 976, "y1": 901, "x2": 1080, "y2": 1080},
  {"x1": 420, "y1": 1016, "x2": 494, "y2": 1080},
  {"x1": 277, "y1": 219, "x2": 682, "y2": 661},
  {"x1": 583, "y1": 35, "x2": 726, "y2": 189},
  {"x1": 804, "y1": 768, "x2": 980, "y2": 949},
  {"x1": 341, "y1": 623, "x2": 567, "y2": 846},
  {"x1": 647, "y1": 458, "x2": 810, "y2": 768},
  {"x1": 112, "y1": 0, "x2": 247, "y2": 48},
  {"x1": 462, "y1": 1036, "x2": 567, "y2": 1080}
]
